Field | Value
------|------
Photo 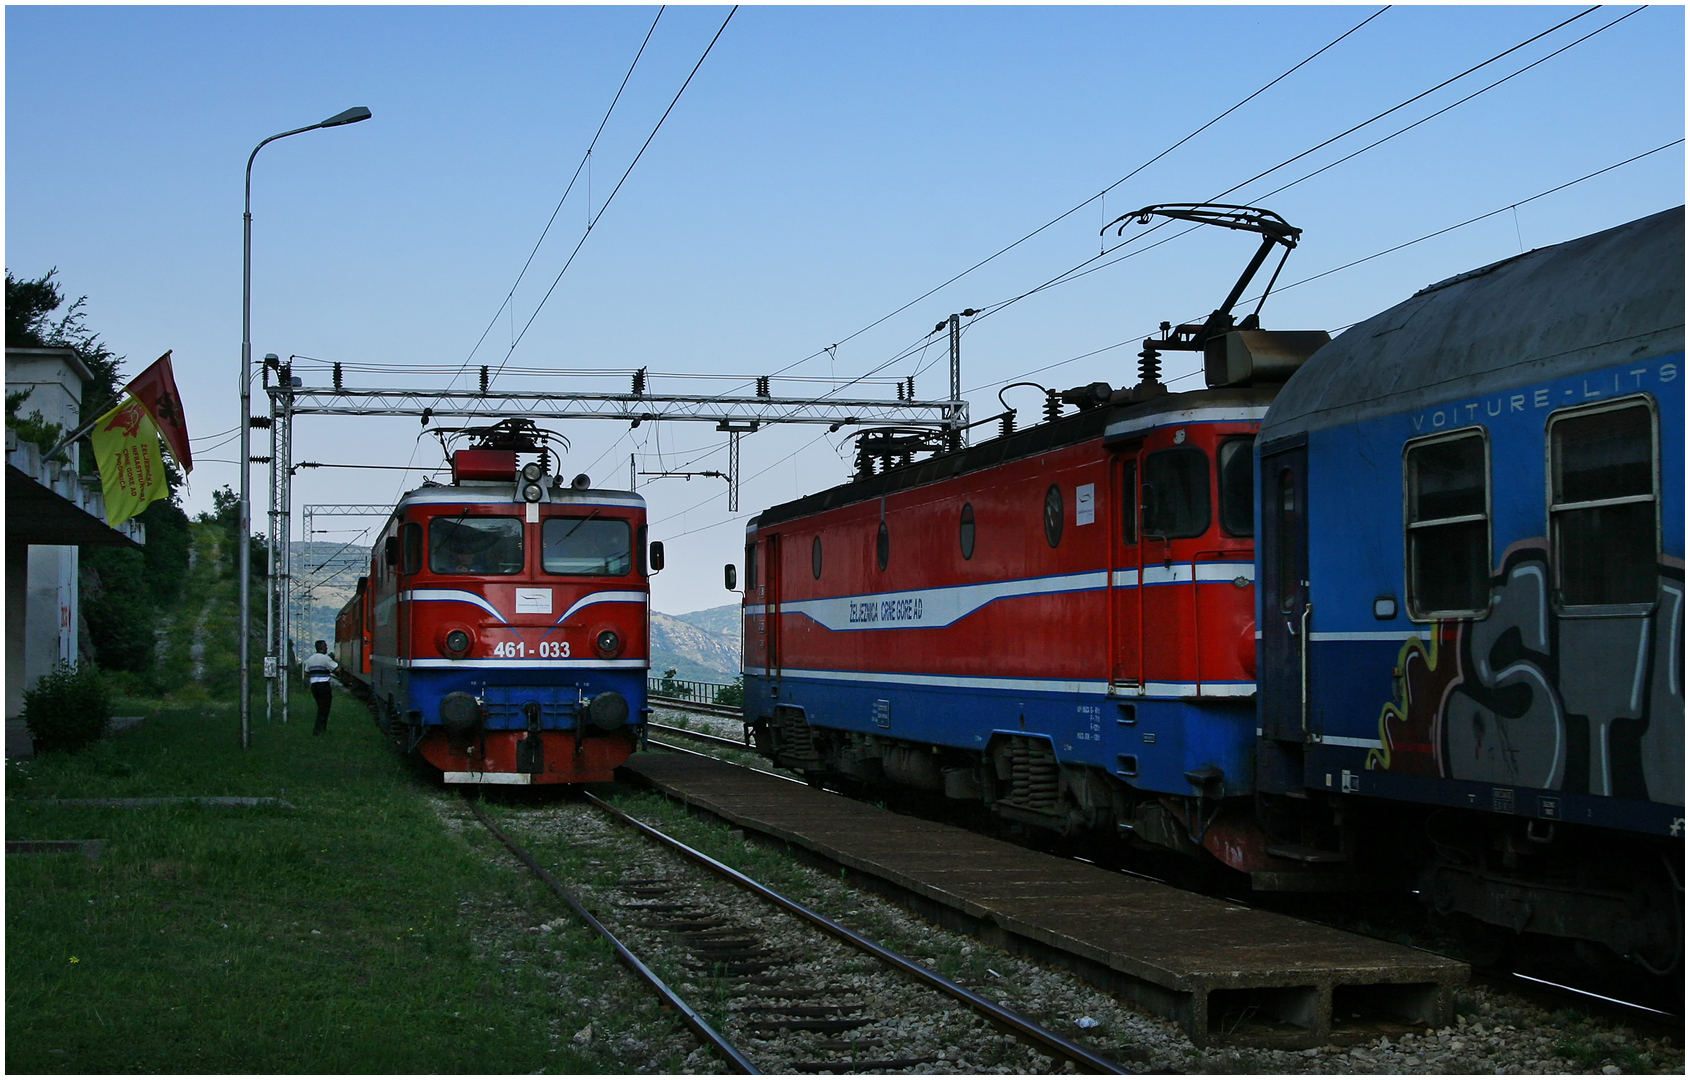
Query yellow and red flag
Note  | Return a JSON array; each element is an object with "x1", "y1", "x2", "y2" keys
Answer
[{"x1": 90, "y1": 396, "x2": 169, "y2": 527}]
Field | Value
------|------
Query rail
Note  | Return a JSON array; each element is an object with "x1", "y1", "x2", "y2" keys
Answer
[
  {"x1": 583, "y1": 792, "x2": 1127, "y2": 1074},
  {"x1": 648, "y1": 693, "x2": 742, "y2": 720},
  {"x1": 647, "y1": 720, "x2": 749, "y2": 751},
  {"x1": 461, "y1": 796, "x2": 757, "y2": 1073}
]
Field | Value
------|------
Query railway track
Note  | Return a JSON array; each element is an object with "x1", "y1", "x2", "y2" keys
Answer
[
  {"x1": 625, "y1": 740, "x2": 1685, "y2": 1042},
  {"x1": 465, "y1": 790, "x2": 1127, "y2": 1074},
  {"x1": 649, "y1": 693, "x2": 742, "y2": 720},
  {"x1": 647, "y1": 721, "x2": 748, "y2": 752}
]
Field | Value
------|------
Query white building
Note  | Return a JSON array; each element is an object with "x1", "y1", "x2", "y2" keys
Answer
[{"x1": 6, "y1": 346, "x2": 145, "y2": 728}]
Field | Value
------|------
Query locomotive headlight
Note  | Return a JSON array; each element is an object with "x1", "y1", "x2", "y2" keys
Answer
[
  {"x1": 522, "y1": 482, "x2": 545, "y2": 502},
  {"x1": 521, "y1": 462, "x2": 545, "y2": 483},
  {"x1": 595, "y1": 629, "x2": 622, "y2": 658},
  {"x1": 441, "y1": 626, "x2": 473, "y2": 658}
]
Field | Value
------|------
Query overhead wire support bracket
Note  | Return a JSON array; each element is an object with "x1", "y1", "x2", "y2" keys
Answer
[{"x1": 272, "y1": 386, "x2": 965, "y2": 430}]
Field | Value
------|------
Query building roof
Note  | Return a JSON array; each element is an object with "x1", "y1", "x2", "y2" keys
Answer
[{"x1": 5, "y1": 430, "x2": 143, "y2": 547}]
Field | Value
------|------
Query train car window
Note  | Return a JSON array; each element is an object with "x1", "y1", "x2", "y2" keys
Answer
[
  {"x1": 399, "y1": 522, "x2": 424, "y2": 575},
  {"x1": 542, "y1": 517, "x2": 632, "y2": 576},
  {"x1": 1043, "y1": 485, "x2": 1064, "y2": 547},
  {"x1": 811, "y1": 534, "x2": 823, "y2": 579},
  {"x1": 1276, "y1": 468, "x2": 1297, "y2": 613},
  {"x1": 1142, "y1": 448, "x2": 1211, "y2": 539},
  {"x1": 1549, "y1": 399, "x2": 1658, "y2": 607},
  {"x1": 1120, "y1": 459, "x2": 1138, "y2": 545},
  {"x1": 959, "y1": 503, "x2": 976, "y2": 560},
  {"x1": 1404, "y1": 429, "x2": 1490, "y2": 618},
  {"x1": 430, "y1": 516, "x2": 524, "y2": 575},
  {"x1": 1218, "y1": 437, "x2": 1256, "y2": 537},
  {"x1": 876, "y1": 521, "x2": 890, "y2": 570},
  {"x1": 746, "y1": 542, "x2": 758, "y2": 590}
]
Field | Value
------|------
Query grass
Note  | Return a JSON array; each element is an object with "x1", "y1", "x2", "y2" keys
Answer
[{"x1": 5, "y1": 687, "x2": 693, "y2": 1074}]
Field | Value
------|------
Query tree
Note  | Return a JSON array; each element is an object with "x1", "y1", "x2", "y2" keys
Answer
[{"x1": 5, "y1": 269, "x2": 123, "y2": 430}]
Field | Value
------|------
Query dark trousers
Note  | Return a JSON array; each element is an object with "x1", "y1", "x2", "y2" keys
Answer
[{"x1": 311, "y1": 681, "x2": 333, "y2": 733}]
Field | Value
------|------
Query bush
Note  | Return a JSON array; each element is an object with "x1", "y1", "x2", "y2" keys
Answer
[
  {"x1": 21, "y1": 662, "x2": 111, "y2": 754},
  {"x1": 714, "y1": 678, "x2": 744, "y2": 708}
]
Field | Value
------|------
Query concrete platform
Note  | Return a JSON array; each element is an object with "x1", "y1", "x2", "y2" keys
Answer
[{"x1": 623, "y1": 751, "x2": 1468, "y2": 1048}]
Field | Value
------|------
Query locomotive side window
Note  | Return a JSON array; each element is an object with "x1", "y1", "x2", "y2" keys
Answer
[
  {"x1": 400, "y1": 522, "x2": 424, "y2": 575},
  {"x1": 1549, "y1": 399, "x2": 1658, "y2": 608},
  {"x1": 746, "y1": 542, "x2": 758, "y2": 591},
  {"x1": 876, "y1": 521, "x2": 890, "y2": 570},
  {"x1": 1120, "y1": 459, "x2": 1137, "y2": 545},
  {"x1": 812, "y1": 534, "x2": 823, "y2": 579},
  {"x1": 1404, "y1": 429, "x2": 1490, "y2": 618},
  {"x1": 543, "y1": 516, "x2": 632, "y2": 576},
  {"x1": 1218, "y1": 436, "x2": 1256, "y2": 538},
  {"x1": 430, "y1": 516, "x2": 524, "y2": 575},
  {"x1": 1043, "y1": 484, "x2": 1064, "y2": 548},
  {"x1": 1142, "y1": 448, "x2": 1210, "y2": 539},
  {"x1": 959, "y1": 502, "x2": 976, "y2": 560}
]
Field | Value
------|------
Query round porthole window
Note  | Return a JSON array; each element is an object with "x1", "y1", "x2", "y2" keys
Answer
[
  {"x1": 959, "y1": 503, "x2": 976, "y2": 560},
  {"x1": 876, "y1": 521, "x2": 889, "y2": 571},
  {"x1": 811, "y1": 534, "x2": 823, "y2": 579},
  {"x1": 1044, "y1": 484, "x2": 1063, "y2": 548}
]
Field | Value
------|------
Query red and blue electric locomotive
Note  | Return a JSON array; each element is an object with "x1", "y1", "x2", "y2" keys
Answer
[
  {"x1": 336, "y1": 419, "x2": 655, "y2": 784},
  {"x1": 740, "y1": 206, "x2": 1331, "y2": 865}
]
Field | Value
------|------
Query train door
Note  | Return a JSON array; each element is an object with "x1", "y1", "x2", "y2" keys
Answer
[
  {"x1": 765, "y1": 532, "x2": 783, "y2": 682},
  {"x1": 1109, "y1": 445, "x2": 1144, "y2": 687},
  {"x1": 743, "y1": 539, "x2": 761, "y2": 671},
  {"x1": 1259, "y1": 441, "x2": 1309, "y2": 740}
]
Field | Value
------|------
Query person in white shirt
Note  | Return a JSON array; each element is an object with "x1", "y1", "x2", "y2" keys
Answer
[{"x1": 302, "y1": 640, "x2": 339, "y2": 735}]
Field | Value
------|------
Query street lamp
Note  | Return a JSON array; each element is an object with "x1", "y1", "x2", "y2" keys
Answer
[{"x1": 240, "y1": 105, "x2": 371, "y2": 749}]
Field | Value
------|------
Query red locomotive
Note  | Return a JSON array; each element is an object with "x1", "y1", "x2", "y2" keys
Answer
[{"x1": 336, "y1": 419, "x2": 657, "y2": 784}]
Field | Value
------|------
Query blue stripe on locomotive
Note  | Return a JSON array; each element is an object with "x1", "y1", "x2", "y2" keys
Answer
[
  {"x1": 1289, "y1": 352, "x2": 1683, "y2": 835},
  {"x1": 746, "y1": 672, "x2": 1255, "y2": 797},
  {"x1": 387, "y1": 662, "x2": 647, "y2": 732}
]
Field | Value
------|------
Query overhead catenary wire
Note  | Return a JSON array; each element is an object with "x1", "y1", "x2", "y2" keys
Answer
[
  {"x1": 490, "y1": 6, "x2": 738, "y2": 382},
  {"x1": 906, "y1": 3, "x2": 1620, "y2": 353},
  {"x1": 454, "y1": 7, "x2": 667, "y2": 388},
  {"x1": 968, "y1": 136, "x2": 1686, "y2": 397},
  {"x1": 651, "y1": 136, "x2": 1682, "y2": 545},
  {"x1": 734, "y1": 6, "x2": 1394, "y2": 394},
  {"x1": 715, "y1": 6, "x2": 1615, "y2": 437}
]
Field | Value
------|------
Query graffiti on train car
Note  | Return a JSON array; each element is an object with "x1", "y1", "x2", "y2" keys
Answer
[{"x1": 1369, "y1": 541, "x2": 1685, "y2": 805}]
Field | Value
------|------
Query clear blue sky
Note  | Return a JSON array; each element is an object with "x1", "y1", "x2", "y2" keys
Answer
[{"x1": 7, "y1": 4, "x2": 1684, "y2": 615}]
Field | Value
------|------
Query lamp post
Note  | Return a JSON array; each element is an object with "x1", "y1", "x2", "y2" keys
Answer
[{"x1": 240, "y1": 105, "x2": 371, "y2": 749}]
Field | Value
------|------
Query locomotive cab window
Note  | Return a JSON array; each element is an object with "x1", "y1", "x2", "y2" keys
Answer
[
  {"x1": 1404, "y1": 429, "x2": 1490, "y2": 618},
  {"x1": 399, "y1": 522, "x2": 424, "y2": 575},
  {"x1": 1549, "y1": 398, "x2": 1658, "y2": 609},
  {"x1": 1142, "y1": 447, "x2": 1210, "y2": 539},
  {"x1": 543, "y1": 516, "x2": 632, "y2": 576},
  {"x1": 1217, "y1": 436, "x2": 1255, "y2": 537},
  {"x1": 430, "y1": 516, "x2": 524, "y2": 575}
]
